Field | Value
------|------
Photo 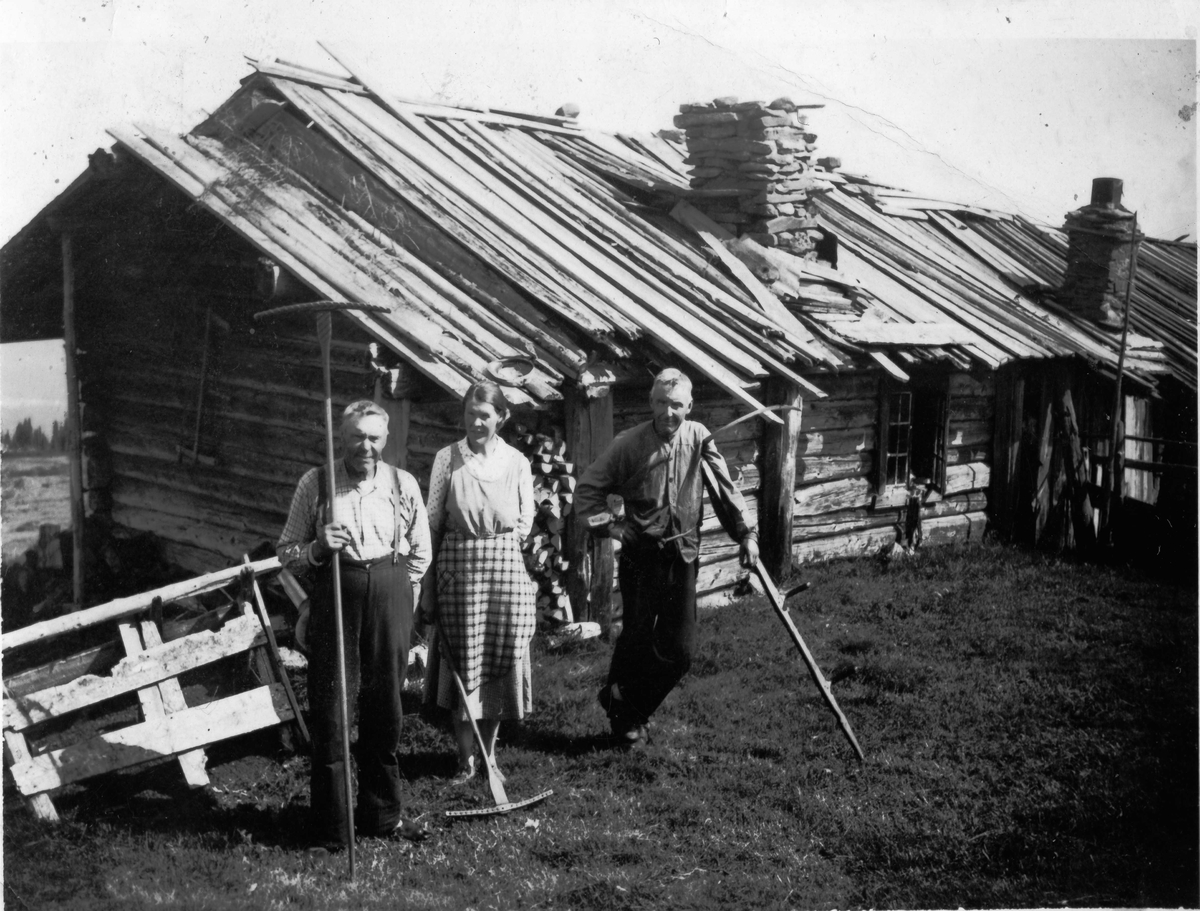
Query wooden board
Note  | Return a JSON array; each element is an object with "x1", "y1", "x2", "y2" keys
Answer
[
  {"x1": 829, "y1": 320, "x2": 977, "y2": 347},
  {"x1": 3, "y1": 558, "x2": 280, "y2": 652},
  {"x1": 944, "y1": 462, "x2": 992, "y2": 496},
  {"x1": 8, "y1": 684, "x2": 292, "y2": 797},
  {"x1": 3, "y1": 617, "x2": 270, "y2": 732}
]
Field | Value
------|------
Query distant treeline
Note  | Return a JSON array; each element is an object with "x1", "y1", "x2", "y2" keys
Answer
[{"x1": 2, "y1": 417, "x2": 68, "y2": 453}]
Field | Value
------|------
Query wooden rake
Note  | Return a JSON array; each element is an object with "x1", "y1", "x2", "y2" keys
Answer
[
  {"x1": 254, "y1": 299, "x2": 390, "y2": 879},
  {"x1": 434, "y1": 624, "x2": 552, "y2": 818}
]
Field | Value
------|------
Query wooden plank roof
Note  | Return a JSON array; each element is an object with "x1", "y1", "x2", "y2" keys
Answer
[
  {"x1": 99, "y1": 59, "x2": 856, "y2": 412},
  {"x1": 4, "y1": 55, "x2": 1193, "y2": 400},
  {"x1": 644, "y1": 130, "x2": 1195, "y2": 392}
]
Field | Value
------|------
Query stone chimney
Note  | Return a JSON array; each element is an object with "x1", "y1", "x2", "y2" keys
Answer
[
  {"x1": 674, "y1": 96, "x2": 827, "y2": 259},
  {"x1": 1059, "y1": 177, "x2": 1142, "y2": 329}
]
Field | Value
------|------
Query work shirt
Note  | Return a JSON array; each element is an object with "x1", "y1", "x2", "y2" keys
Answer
[
  {"x1": 276, "y1": 459, "x2": 432, "y2": 582},
  {"x1": 574, "y1": 419, "x2": 756, "y2": 563}
]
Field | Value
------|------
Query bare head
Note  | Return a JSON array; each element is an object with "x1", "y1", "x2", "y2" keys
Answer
[
  {"x1": 649, "y1": 368, "x2": 693, "y2": 439},
  {"x1": 462, "y1": 380, "x2": 511, "y2": 451},
  {"x1": 340, "y1": 400, "x2": 389, "y2": 477}
]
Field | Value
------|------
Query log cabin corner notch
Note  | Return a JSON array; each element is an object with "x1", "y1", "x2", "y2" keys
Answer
[{"x1": 2, "y1": 61, "x2": 1194, "y2": 617}]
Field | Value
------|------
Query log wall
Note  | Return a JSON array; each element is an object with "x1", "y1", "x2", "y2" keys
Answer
[{"x1": 790, "y1": 371, "x2": 993, "y2": 564}]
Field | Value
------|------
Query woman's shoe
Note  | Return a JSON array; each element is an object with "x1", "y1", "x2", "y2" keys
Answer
[{"x1": 449, "y1": 760, "x2": 477, "y2": 786}]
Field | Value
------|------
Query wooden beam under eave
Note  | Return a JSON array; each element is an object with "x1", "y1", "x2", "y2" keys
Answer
[
  {"x1": 563, "y1": 387, "x2": 614, "y2": 632},
  {"x1": 989, "y1": 363, "x2": 1024, "y2": 539},
  {"x1": 62, "y1": 232, "x2": 86, "y2": 606},
  {"x1": 759, "y1": 379, "x2": 805, "y2": 579}
]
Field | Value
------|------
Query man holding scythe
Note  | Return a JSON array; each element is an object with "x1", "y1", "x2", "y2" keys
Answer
[
  {"x1": 278, "y1": 399, "x2": 433, "y2": 850},
  {"x1": 576, "y1": 369, "x2": 759, "y2": 748}
]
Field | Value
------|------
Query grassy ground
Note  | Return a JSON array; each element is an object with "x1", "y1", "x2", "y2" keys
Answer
[
  {"x1": 1, "y1": 453, "x2": 72, "y2": 564},
  {"x1": 4, "y1": 541, "x2": 1197, "y2": 910}
]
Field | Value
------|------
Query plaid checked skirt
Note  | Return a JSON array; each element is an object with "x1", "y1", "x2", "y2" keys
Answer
[{"x1": 433, "y1": 531, "x2": 537, "y2": 719}]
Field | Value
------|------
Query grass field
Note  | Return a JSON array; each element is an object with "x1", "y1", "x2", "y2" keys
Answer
[
  {"x1": 1, "y1": 453, "x2": 72, "y2": 564},
  {"x1": 3, "y1": 541, "x2": 1197, "y2": 910}
]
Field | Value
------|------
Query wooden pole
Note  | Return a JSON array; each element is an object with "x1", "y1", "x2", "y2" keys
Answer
[
  {"x1": 317, "y1": 311, "x2": 356, "y2": 879},
  {"x1": 759, "y1": 379, "x2": 804, "y2": 580},
  {"x1": 1101, "y1": 213, "x2": 1142, "y2": 543},
  {"x1": 373, "y1": 382, "x2": 411, "y2": 471},
  {"x1": 61, "y1": 232, "x2": 85, "y2": 606},
  {"x1": 564, "y1": 388, "x2": 613, "y2": 631}
]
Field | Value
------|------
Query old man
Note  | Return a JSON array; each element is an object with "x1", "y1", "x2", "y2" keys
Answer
[
  {"x1": 277, "y1": 399, "x2": 431, "y2": 848},
  {"x1": 575, "y1": 368, "x2": 759, "y2": 748}
]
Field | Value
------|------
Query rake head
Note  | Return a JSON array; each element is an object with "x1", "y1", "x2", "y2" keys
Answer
[{"x1": 443, "y1": 790, "x2": 553, "y2": 819}]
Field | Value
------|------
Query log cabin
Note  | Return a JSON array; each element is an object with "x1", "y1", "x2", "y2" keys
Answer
[{"x1": 3, "y1": 56, "x2": 1195, "y2": 622}]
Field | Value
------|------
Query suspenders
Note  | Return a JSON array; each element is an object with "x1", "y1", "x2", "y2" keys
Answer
[{"x1": 316, "y1": 463, "x2": 406, "y2": 564}]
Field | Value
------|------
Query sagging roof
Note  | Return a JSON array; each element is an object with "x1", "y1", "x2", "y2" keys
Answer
[
  {"x1": 95, "y1": 54, "x2": 854, "y2": 415},
  {"x1": 3, "y1": 54, "x2": 1194, "y2": 403},
  {"x1": 637, "y1": 131, "x2": 1196, "y2": 392}
]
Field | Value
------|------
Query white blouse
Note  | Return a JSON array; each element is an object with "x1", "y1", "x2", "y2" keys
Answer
[{"x1": 427, "y1": 438, "x2": 535, "y2": 541}]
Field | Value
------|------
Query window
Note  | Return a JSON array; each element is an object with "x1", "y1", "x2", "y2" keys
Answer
[{"x1": 877, "y1": 376, "x2": 951, "y2": 495}]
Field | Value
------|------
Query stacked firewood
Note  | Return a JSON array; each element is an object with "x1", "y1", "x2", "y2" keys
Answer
[
  {"x1": 675, "y1": 96, "x2": 830, "y2": 259},
  {"x1": 509, "y1": 422, "x2": 577, "y2": 627}
]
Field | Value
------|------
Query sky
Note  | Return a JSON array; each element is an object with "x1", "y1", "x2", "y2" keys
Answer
[{"x1": 1, "y1": 0, "x2": 1197, "y2": 430}]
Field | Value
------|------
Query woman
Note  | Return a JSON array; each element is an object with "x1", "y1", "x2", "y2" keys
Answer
[{"x1": 421, "y1": 381, "x2": 537, "y2": 783}]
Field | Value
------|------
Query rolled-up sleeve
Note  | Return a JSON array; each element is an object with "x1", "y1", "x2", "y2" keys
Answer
[
  {"x1": 277, "y1": 468, "x2": 321, "y2": 574},
  {"x1": 575, "y1": 433, "x2": 626, "y2": 532},
  {"x1": 401, "y1": 472, "x2": 432, "y2": 582}
]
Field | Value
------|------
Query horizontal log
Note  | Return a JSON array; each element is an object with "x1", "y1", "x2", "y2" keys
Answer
[
  {"x1": 3, "y1": 603, "x2": 289, "y2": 698},
  {"x1": 8, "y1": 683, "x2": 292, "y2": 796},
  {"x1": 794, "y1": 477, "x2": 875, "y2": 516},
  {"x1": 944, "y1": 461, "x2": 991, "y2": 495},
  {"x1": 800, "y1": 396, "x2": 876, "y2": 432},
  {"x1": 5, "y1": 615, "x2": 267, "y2": 731},
  {"x1": 793, "y1": 525, "x2": 897, "y2": 564},
  {"x1": 798, "y1": 427, "x2": 875, "y2": 457},
  {"x1": 697, "y1": 553, "x2": 751, "y2": 593},
  {"x1": 949, "y1": 373, "x2": 994, "y2": 398},
  {"x1": 948, "y1": 398, "x2": 995, "y2": 423},
  {"x1": 946, "y1": 443, "x2": 990, "y2": 465},
  {"x1": 793, "y1": 491, "x2": 988, "y2": 539},
  {"x1": 110, "y1": 451, "x2": 296, "y2": 514},
  {"x1": 795, "y1": 452, "x2": 872, "y2": 485},
  {"x1": 3, "y1": 558, "x2": 280, "y2": 652},
  {"x1": 155, "y1": 538, "x2": 249, "y2": 579},
  {"x1": 922, "y1": 511, "x2": 988, "y2": 544},
  {"x1": 111, "y1": 483, "x2": 286, "y2": 542},
  {"x1": 112, "y1": 504, "x2": 274, "y2": 568}
]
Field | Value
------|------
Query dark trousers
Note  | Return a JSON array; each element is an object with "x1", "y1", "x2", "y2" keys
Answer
[
  {"x1": 605, "y1": 544, "x2": 698, "y2": 730},
  {"x1": 308, "y1": 556, "x2": 412, "y2": 845}
]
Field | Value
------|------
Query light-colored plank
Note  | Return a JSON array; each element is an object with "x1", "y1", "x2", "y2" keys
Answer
[
  {"x1": 8, "y1": 684, "x2": 292, "y2": 796},
  {"x1": 5, "y1": 616, "x2": 265, "y2": 731},
  {"x1": 944, "y1": 461, "x2": 992, "y2": 495},
  {"x1": 137, "y1": 620, "x2": 209, "y2": 787},
  {"x1": 793, "y1": 477, "x2": 876, "y2": 516},
  {"x1": 3, "y1": 556, "x2": 280, "y2": 652},
  {"x1": 830, "y1": 320, "x2": 977, "y2": 347},
  {"x1": 3, "y1": 727, "x2": 59, "y2": 821}
]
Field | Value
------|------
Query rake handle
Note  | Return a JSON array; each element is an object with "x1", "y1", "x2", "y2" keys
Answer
[
  {"x1": 754, "y1": 561, "x2": 865, "y2": 762},
  {"x1": 317, "y1": 312, "x2": 356, "y2": 880},
  {"x1": 697, "y1": 462, "x2": 864, "y2": 762},
  {"x1": 434, "y1": 624, "x2": 510, "y2": 806}
]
